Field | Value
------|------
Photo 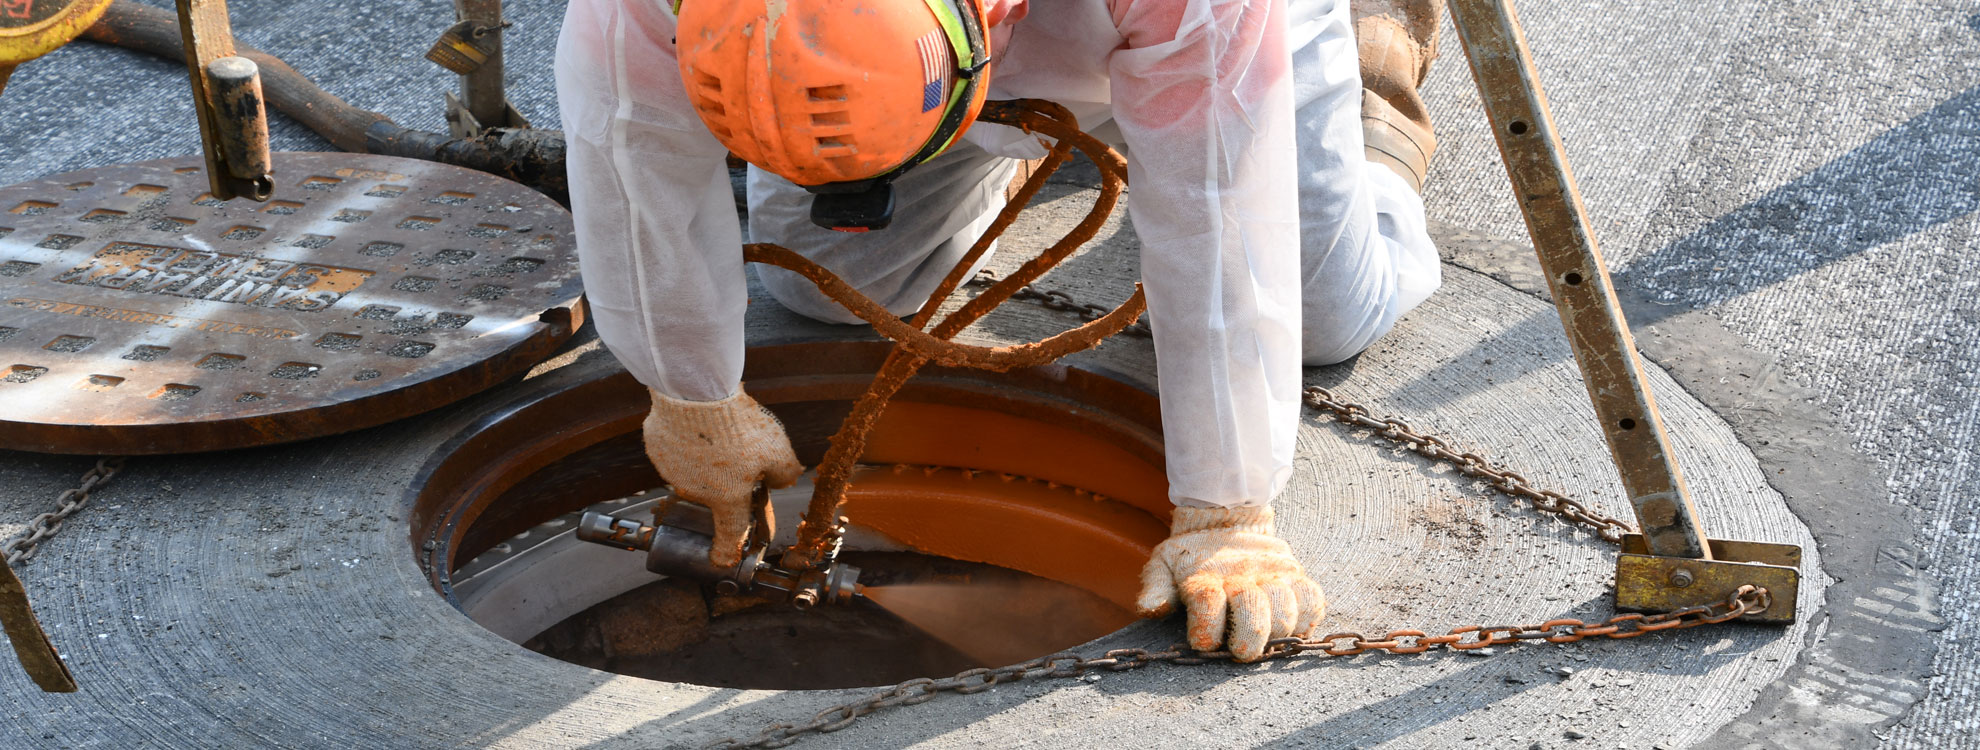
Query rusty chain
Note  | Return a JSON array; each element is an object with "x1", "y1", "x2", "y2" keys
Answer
[
  {"x1": 969, "y1": 271, "x2": 1636, "y2": 543},
  {"x1": 705, "y1": 273, "x2": 1766, "y2": 750},
  {"x1": 2, "y1": 458, "x2": 126, "y2": 566},
  {"x1": 701, "y1": 275, "x2": 1770, "y2": 749},
  {"x1": 970, "y1": 269, "x2": 1153, "y2": 338},
  {"x1": 1296, "y1": 386, "x2": 1637, "y2": 542},
  {"x1": 711, "y1": 585, "x2": 1773, "y2": 749}
]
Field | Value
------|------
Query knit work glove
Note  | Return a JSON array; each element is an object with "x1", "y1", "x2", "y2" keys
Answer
[
  {"x1": 1135, "y1": 506, "x2": 1328, "y2": 662},
  {"x1": 642, "y1": 388, "x2": 804, "y2": 568}
]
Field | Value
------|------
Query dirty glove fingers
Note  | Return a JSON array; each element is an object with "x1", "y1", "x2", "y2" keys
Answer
[
  {"x1": 1227, "y1": 585, "x2": 1273, "y2": 662},
  {"x1": 761, "y1": 440, "x2": 805, "y2": 490},
  {"x1": 640, "y1": 388, "x2": 801, "y2": 569},
  {"x1": 1294, "y1": 578, "x2": 1328, "y2": 636},
  {"x1": 1182, "y1": 574, "x2": 1228, "y2": 652},
  {"x1": 705, "y1": 491, "x2": 753, "y2": 569},
  {"x1": 1135, "y1": 554, "x2": 1180, "y2": 619},
  {"x1": 1267, "y1": 581, "x2": 1299, "y2": 640}
]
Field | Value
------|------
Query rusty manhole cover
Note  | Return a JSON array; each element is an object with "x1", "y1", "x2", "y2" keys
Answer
[{"x1": 0, "y1": 152, "x2": 583, "y2": 454}]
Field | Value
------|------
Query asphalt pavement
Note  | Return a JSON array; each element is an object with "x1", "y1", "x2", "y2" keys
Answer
[{"x1": 1, "y1": 0, "x2": 1975, "y2": 747}]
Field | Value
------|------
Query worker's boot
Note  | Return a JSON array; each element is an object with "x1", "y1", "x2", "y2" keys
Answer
[{"x1": 1354, "y1": 0, "x2": 1443, "y2": 192}]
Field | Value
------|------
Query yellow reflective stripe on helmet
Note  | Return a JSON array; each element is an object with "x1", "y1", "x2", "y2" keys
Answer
[
  {"x1": 906, "y1": 0, "x2": 979, "y2": 165},
  {"x1": 919, "y1": 0, "x2": 974, "y2": 70},
  {"x1": 923, "y1": 86, "x2": 971, "y2": 158}
]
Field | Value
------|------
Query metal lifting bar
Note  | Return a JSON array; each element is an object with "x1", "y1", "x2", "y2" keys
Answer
[
  {"x1": 1447, "y1": 0, "x2": 1799, "y2": 620},
  {"x1": 173, "y1": 0, "x2": 272, "y2": 202}
]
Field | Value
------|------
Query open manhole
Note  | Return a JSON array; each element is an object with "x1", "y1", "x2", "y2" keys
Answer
[
  {"x1": 0, "y1": 153, "x2": 582, "y2": 453},
  {"x1": 411, "y1": 341, "x2": 1171, "y2": 689}
]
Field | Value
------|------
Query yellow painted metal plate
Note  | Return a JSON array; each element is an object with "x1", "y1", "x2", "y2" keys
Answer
[
  {"x1": 0, "y1": 0, "x2": 112, "y2": 65},
  {"x1": 1615, "y1": 534, "x2": 1801, "y2": 624}
]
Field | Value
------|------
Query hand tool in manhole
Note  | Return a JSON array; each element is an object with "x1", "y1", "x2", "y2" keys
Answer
[
  {"x1": 577, "y1": 98, "x2": 1145, "y2": 609},
  {"x1": 0, "y1": 0, "x2": 111, "y2": 98},
  {"x1": 0, "y1": 152, "x2": 584, "y2": 453}
]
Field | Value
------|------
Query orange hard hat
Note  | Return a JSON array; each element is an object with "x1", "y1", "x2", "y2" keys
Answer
[{"x1": 676, "y1": 0, "x2": 992, "y2": 231}]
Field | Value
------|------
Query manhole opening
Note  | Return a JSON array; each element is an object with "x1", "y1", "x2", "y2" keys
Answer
[
  {"x1": 411, "y1": 342, "x2": 1172, "y2": 690},
  {"x1": 522, "y1": 551, "x2": 1131, "y2": 690}
]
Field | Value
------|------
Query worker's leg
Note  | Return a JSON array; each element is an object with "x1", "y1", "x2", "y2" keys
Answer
[
  {"x1": 1292, "y1": 0, "x2": 1443, "y2": 366},
  {"x1": 750, "y1": 142, "x2": 1020, "y2": 325}
]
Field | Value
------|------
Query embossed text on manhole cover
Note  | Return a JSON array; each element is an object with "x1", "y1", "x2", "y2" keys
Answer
[{"x1": 0, "y1": 153, "x2": 583, "y2": 453}]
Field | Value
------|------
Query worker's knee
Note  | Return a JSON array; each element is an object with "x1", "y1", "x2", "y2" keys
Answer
[
  {"x1": 1300, "y1": 258, "x2": 1440, "y2": 365},
  {"x1": 1301, "y1": 310, "x2": 1387, "y2": 366}
]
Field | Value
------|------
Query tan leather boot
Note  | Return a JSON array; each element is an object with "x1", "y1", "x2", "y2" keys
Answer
[{"x1": 1354, "y1": 0, "x2": 1444, "y2": 192}]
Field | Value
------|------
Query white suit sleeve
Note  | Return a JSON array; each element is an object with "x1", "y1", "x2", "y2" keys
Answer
[
  {"x1": 1108, "y1": 0, "x2": 1304, "y2": 508},
  {"x1": 556, "y1": 0, "x2": 745, "y2": 402}
]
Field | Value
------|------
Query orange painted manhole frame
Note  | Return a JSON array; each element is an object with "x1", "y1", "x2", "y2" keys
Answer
[{"x1": 409, "y1": 341, "x2": 1171, "y2": 611}]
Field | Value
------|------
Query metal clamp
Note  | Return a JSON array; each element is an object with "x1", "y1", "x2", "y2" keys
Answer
[
  {"x1": 575, "y1": 492, "x2": 862, "y2": 610},
  {"x1": 1614, "y1": 535, "x2": 1800, "y2": 623}
]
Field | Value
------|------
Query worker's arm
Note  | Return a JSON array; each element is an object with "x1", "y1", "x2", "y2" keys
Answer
[
  {"x1": 1109, "y1": 0, "x2": 1324, "y2": 660},
  {"x1": 1110, "y1": 0, "x2": 1303, "y2": 510},
  {"x1": 556, "y1": 0, "x2": 801, "y2": 566}
]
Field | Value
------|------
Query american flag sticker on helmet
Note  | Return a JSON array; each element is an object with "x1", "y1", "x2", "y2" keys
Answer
[{"x1": 916, "y1": 29, "x2": 952, "y2": 112}]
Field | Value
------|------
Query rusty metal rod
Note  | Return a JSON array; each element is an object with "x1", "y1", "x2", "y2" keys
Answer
[
  {"x1": 767, "y1": 100, "x2": 1135, "y2": 572},
  {"x1": 1448, "y1": 0, "x2": 1711, "y2": 560},
  {"x1": 81, "y1": 0, "x2": 566, "y2": 203}
]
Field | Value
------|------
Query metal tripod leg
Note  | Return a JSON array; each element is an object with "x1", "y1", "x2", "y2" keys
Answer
[
  {"x1": 1446, "y1": 0, "x2": 1799, "y2": 622},
  {"x1": 426, "y1": 0, "x2": 530, "y2": 139},
  {"x1": 0, "y1": 556, "x2": 76, "y2": 692}
]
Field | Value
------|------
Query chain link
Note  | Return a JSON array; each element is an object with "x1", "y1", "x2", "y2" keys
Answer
[
  {"x1": 1298, "y1": 386, "x2": 1637, "y2": 543},
  {"x1": 970, "y1": 270, "x2": 1634, "y2": 541},
  {"x1": 712, "y1": 586, "x2": 1773, "y2": 749},
  {"x1": 2, "y1": 458, "x2": 126, "y2": 566},
  {"x1": 970, "y1": 269, "x2": 1153, "y2": 338},
  {"x1": 706, "y1": 278, "x2": 1754, "y2": 748}
]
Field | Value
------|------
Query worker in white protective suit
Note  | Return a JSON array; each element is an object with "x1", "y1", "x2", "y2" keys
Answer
[{"x1": 554, "y1": 0, "x2": 1445, "y2": 662}]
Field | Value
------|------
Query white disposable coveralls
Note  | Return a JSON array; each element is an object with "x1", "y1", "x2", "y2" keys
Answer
[{"x1": 555, "y1": 0, "x2": 1441, "y2": 510}]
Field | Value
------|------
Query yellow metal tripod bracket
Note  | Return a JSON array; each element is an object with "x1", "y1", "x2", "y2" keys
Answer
[{"x1": 1448, "y1": 0, "x2": 1801, "y2": 624}]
